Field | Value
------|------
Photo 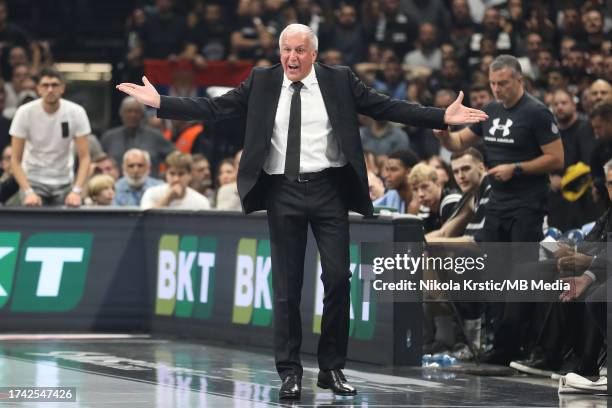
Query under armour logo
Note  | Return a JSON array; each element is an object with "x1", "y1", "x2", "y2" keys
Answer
[{"x1": 489, "y1": 118, "x2": 513, "y2": 137}]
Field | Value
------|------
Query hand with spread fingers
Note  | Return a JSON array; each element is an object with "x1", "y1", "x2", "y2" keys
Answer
[
  {"x1": 443, "y1": 91, "x2": 489, "y2": 125},
  {"x1": 116, "y1": 76, "x2": 161, "y2": 109}
]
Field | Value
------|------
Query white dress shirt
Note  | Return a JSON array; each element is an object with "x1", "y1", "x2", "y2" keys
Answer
[{"x1": 263, "y1": 66, "x2": 347, "y2": 175}]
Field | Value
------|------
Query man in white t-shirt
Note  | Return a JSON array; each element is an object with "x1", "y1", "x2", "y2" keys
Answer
[
  {"x1": 10, "y1": 68, "x2": 91, "y2": 207},
  {"x1": 140, "y1": 151, "x2": 210, "y2": 210}
]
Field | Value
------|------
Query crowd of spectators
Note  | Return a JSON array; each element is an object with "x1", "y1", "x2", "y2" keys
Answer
[{"x1": 0, "y1": 0, "x2": 610, "y2": 377}]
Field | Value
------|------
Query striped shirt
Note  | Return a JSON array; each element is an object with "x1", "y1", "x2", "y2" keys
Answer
[
  {"x1": 419, "y1": 188, "x2": 462, "y2": 232},
  {"x1": 464, "y1": 176, "x2": 491, "y2": 241}
]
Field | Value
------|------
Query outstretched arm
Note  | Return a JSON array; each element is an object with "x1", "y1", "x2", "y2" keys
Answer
[
  {"x1": 116, "y1": 74, "x2": 251, "y2": 122},
  {"x1": 350, "y1": 69, "x2": 487, "y2": 128},
  {"x1": 116, "y1": 76, "x2": 161, "y2": 108}
]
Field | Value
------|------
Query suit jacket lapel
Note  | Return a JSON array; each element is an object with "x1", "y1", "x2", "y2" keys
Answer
[{"x1": 264, "y1": 66, "x2": 283, "y2": 149}]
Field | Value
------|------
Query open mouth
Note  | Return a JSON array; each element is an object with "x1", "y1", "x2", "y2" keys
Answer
[{"x1": 287, "y1": 63, "x2": 299, "y2": 73}]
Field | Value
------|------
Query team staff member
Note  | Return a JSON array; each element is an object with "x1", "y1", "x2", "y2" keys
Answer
[
  {"x1": 434, "y1": 55, "x2": 563, "y2": 242},
  {"x1": 117, "y1": 24, "x2": 487, "y2": 400}
]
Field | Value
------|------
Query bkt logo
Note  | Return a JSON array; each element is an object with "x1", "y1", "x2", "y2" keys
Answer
[
  {"x1": 489, "y1": 118, "x2": 513, "y2": 137},
  {"x1": 0, "y1": 232, "x2": 92, "y2": 312},
  {"x1": 232, "y1": 238, "x2": 272, "y2": 326},
  {"x1": 156, "y1": 235, "x2": 217, "y2": 319},
  {"x1": 313, "y1": 244, "x2": 376, "y2": 340}
]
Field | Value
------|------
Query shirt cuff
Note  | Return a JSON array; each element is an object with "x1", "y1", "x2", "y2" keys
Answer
[{"x1": 583, "y1": 270, "x2": 596, "y2": 283}]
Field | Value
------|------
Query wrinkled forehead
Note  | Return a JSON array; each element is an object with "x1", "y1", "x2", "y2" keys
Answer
[{"x1": 280, "y1": 31, "x2": 313, "y2": 49}]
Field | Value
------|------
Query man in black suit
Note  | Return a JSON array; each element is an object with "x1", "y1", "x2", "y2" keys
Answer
[{"x1": 117, "y1": 23, "x2": 487, "y2": 400}]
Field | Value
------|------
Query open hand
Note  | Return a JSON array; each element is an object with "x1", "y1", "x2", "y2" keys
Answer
[
  {"x1": 444, "y1": 91, "x2": 488, "y2": 125},
  {"x1": 559, "y1": 274, "x2": 593, "y2": 302},
  {"x1": 116, "y1": 76, "x2": 161, "y2": 109}
]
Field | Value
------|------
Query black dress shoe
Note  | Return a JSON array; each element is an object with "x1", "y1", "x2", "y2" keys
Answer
[
  {"x1": 317, "y1": 369, "x2": 357, "y2": 395},
  {"x1": 279, "y1": 374, "x2": 301, "y2": 400}
]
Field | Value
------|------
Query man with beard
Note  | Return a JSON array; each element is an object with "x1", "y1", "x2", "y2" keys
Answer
[
  {"x1": 468, "y1": 84, "x2": 493, "y2": 110},
  {"x1": 189, "y1": 153, "x2": 214, "y2": 201},
  {"x1": 552, "y1": 89, "x2": 595, "y2": 168},
  {"x1": 113, "y1": 148, "x2": 163, "y2": 206},
  {"x1": 102, "y1": 97, "x2": 175, "y2": 177},
  {"x1": 319, "y1": 4, "x2": 366, "y2": 68},
  {"x1": 403, "y1": 23, "x2": 442, "y2": 71}
]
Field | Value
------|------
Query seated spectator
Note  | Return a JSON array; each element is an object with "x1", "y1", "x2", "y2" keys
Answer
[
  {"x1": 367, "y1": 171, "x2": 385, "y2": 201},
  {"x1": 165, "y1": 119, "x2": 205, "y2": 154},
  {"x1": 0, "y1": 86, "x2": 11, "y2": 153},
  {"x1": 91, "y1": 154, "x2": 120, "y2": 181},
  {"x1": 371, "y1": 0, "x2": 416, "y2": 59},
  {"x1": 0, "y1": 0, "x2": 30, "y2": 81},
  {"x1": 230, "y1": 0, "x2": 276, "y2": 61},
  {"x1": 114, "y1": 149, "x2": 163, "y2": 207},
  {"x1": 468, "y1": 7, "x2": 513, "y2": 65},
  {"x1": 373, "y1": 149, "x2": 420, "y2": 214},
  {"x1": 186, "y1": 2, "x2": 231, "y2": 63},
  {"x1": 216, "y1": 151, "x2": 241, "y2": 211},
  {"x1": 403, "y1": 23, "x2": 442, "y2": 71},
  {"x1": 141, "y1": 151, "x2": 210, "y2": 210},
  {"x1": 85, "y1": 174, "x2": 116, "y2": 206},
  {"x1": 4, "y1": 63, "x2": 30, "y2": 119},
  {"x1": 320, "y1": 4, "x2": 367, "y2": 68},
  {"x1": 359, "y1": 118, "x2": 410, "y2": 156},
  {"x1": 426, "y1": 148, "x2": 490, "y2": 242},
  {"x1": 589, "y1": 79, "x2": 611, "y2": 111},
  {"x1": 189, "y1": 153, "x2": 214, "y2": 201},
  {"x1": 101, "y1": 96, "x2": 175, "y2": 178},
  {"x1": 0, "y1": 144, "x2": 10, "y2": 180},
  {"x1": 135, "y1": 0, "x2": 191, "y2": 61},
  {"x1": 321, "y1": 49, "x2": 343, "y2": 66},
  {"x1": 468, "y1": 83, "x2": 493, "y2": 110},
  {"x1": 216, "y1": 158, "x2": 237, "y2": 188},
  {"x1": 409, "y1": 162, "x2": 461, "y2": 232},
  {"x1": 372, "y1": 59, "x2": 408, "y2": 101},
  {"x1": 0, "y1": 144, "x2": 17, "y2": 205}
]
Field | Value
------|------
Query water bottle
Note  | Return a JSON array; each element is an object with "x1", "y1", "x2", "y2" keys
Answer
[
  {"x1": 432, "y1": 353, "x2": 457, "y2": 367},
  {"x1": 422, "y1": 354, "x2": 436, "y2": 367}
]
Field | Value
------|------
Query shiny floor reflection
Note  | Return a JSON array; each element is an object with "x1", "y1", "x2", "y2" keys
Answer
[{"x1": 0, "y1": 336, "x2": 607, "y2": 407}]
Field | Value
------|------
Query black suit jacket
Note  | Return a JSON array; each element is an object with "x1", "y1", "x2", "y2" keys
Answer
[{"x1": 158, "y1": 63, "x2": 447, "y2": 216}]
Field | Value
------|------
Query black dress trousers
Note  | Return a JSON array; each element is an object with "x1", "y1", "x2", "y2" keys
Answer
[{"x1": 265, "y1": 167, "x2": 351, "y2": 379}]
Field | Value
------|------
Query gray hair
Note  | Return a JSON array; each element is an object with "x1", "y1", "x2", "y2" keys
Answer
[
  {"x1": 119, "y1": 96, "x2": 145, "y2": 115},
  {"x1": 490, "y1": 54, "x2": 523, "y2": 78},
  {"x1": 279, "y1": 23, "x2": 318, "y2": 51},
  {"x1": 123, "y1": 148, "x2": 151, "y2": 166},
  {"x1": 604, "y1": 158, "x2": 612, "y2": 174}
]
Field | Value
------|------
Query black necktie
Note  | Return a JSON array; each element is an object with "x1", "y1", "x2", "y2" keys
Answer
[{"x1": 284, "y1": 81, "x2": 303, "y2": 181}]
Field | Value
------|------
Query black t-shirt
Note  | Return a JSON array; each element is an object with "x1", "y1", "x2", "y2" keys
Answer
[
  {"x1": 560, "y1": 116, "x2": 596, "y2": 169},
  {"x1": 469, "y1": 92, "x2": 560, "y2": 212}
]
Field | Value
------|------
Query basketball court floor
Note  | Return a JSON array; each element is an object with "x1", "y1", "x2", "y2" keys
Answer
[{"x1": 0, "y1": 334, "x2": 606, "y2": 407}]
